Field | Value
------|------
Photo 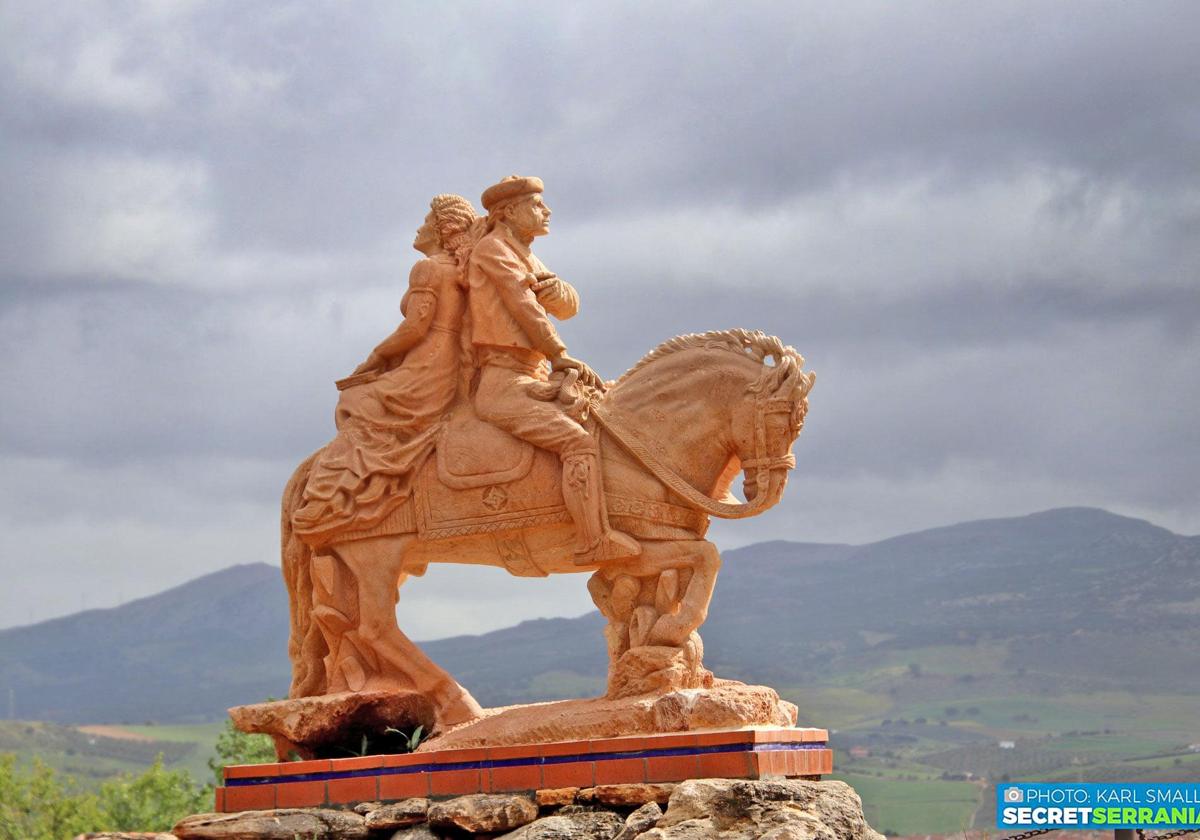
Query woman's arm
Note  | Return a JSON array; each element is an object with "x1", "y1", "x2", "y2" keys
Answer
[{"x1": 350, "y1": 261, "x2": 439, "y2": 375}]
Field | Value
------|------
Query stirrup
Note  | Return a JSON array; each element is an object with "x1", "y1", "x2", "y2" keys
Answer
[{"x1": 573, "y1": 529, "x2": 641, "y2": 566}]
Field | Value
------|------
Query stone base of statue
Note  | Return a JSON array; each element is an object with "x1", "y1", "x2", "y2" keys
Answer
[
  {"x1": 229, "y1": 691, "x2": 436, "y2": 761},
  {"x1": 229, "y1": 680, "x2": 794, "y2": 762},
  {"x1": 422, "y1": 680, "x2": 796, "y2": 751}
]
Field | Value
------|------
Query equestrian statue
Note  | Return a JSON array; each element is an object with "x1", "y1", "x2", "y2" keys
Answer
[{"x1": 271, "y1": 176, "x2": 815, "y2": 752}]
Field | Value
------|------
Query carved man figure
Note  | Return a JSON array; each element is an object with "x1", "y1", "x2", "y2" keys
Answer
[{"x1": 468, "y1": 175, "x2": 640, "y2": 565}]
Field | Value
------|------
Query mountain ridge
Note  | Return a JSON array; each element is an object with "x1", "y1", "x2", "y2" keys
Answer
[{"x1": 2, "y1": 506, "x2": 1195, "y2": 722}]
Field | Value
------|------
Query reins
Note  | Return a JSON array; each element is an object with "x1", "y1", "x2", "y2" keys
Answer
[{"x1": 587, "y1": 397, "x2": 795, "y2": 520}]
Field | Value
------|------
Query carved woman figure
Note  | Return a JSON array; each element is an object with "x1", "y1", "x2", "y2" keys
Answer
[{"x1": 292, "y1": 194, "x2": 481, "y2": 542}]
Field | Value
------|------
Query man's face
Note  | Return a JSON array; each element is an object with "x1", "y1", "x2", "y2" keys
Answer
[
  {"x1": 506, "y1": 194, "x2": 551, "y2": 238},
  {"x1": 413, "y1": 211, "x2": 438, "y2": 253}
]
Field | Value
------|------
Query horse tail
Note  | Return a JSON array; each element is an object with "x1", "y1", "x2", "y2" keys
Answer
[{"x1": 281, "y1": 449, "x2": 328, "y2": 698}]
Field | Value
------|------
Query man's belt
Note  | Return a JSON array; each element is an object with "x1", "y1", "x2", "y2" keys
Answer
[{"x1": 477, "y1": 345, "x2": 546, "y2": 373}]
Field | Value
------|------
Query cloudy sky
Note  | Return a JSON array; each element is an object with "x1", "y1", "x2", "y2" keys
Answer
[{"x1": 2, "y1": 1, "x2": 1197, "y2": 638}]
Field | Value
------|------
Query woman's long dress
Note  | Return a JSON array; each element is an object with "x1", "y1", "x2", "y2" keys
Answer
[{"x1": 292, "y1": 253, "x2": 465, "y2": 542}]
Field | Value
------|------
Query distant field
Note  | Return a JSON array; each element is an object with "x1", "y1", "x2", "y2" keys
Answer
[
  {"x1": 781, "y1": 686, "x2": 892, "y2": 729},
  {"x1": 1, "y1": 681, "x2": 1196, "y2": 837},
  {"x1": 124, "y1": 721, "x2": 227, "y2": 783},
  {"x1": 0, "y1": 720, "x2": 223, "y2": 787},
  {"x1": 828, "y1": 771, "x2": 980, "y2": 837},
  {"x1": 791, "y1": 664, "x2": 1200, "y2": 835}
]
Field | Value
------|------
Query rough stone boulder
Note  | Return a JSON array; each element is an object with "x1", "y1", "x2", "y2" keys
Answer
[
  {"x1": 640, "y1": 779, "x2": 884, "y2": 840},
  {"x1": 614, "y1": 801, "x2": 664, "y2": 840},
  {"x1": 387, "y1": 827, "x2": 438, "y2": 840},
  {"x1": 172, "y1": 808, "x2": 369, "y2": 839},
  {"x1": 363, "y1": 798, "x2": 429, "y2": 830},
  {"x1": 427, "y1": 794, "x2": 539, "y2": 833},
  {"x1": 497, "y1": 810, "x2": 625, "y2": 840}
]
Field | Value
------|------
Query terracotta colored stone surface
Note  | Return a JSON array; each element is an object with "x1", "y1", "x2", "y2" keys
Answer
[
  {"x1": 421, "y1": 683, "x2": 796, "y2": 750},
  {"x1": 228, "y1": 691, "x2": 435, "y2": 760},
  {"x1": 536, "y1": 787, "x2": 579, "y2": 807},
  {"x1": 579, "y1": 783, "x2": 677, "y2": 806},
  {"x1": 427, "y1": 793, "x2": 539, "y2": 833},
  {"x1": 172, "y1": 808, "x2": 369, "y2": 840},
  {"x1": 273, "y1": 181, "x2": 816, "y2": 747}
]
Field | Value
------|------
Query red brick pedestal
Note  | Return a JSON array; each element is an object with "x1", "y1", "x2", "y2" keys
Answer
[{"x1": 216, "y1": 726, "x2": 832, "y2": 813}]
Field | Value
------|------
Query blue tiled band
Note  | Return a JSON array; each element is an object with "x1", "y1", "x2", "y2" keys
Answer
[{"x1": 225, "y1": 740, "x2": 828, "y2": 787}]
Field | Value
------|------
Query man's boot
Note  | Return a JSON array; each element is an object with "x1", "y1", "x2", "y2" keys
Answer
[{"x1": 562, "y1": 449, "x2": 641, "y2": 565}]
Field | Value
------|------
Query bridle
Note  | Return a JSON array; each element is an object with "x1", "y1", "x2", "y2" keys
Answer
[
  {"x1": 736, "y1": 393, "x2": 800, "y2": 499},
  {"x1": 587, "y1": 389, "x2": 800, "y2": 520}
]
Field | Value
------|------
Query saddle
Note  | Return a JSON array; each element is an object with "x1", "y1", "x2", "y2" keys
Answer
[
  {"x1": 417, "y1": 400, "x2": 568, "y2": 548},
  {"x1": 435, "y1": 401, "x2": 535, "y2": 489},
  {"x1": 335, "y1": 391, "x2": 707, "y2": 555}
]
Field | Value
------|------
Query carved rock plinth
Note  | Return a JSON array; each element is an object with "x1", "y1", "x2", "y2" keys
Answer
[
  {"x1": 422, "y1": 681, "x2": 796, "y2": 751},
  {"x1": 229, "y1": 690, "x2": 435, "y2": 760}
]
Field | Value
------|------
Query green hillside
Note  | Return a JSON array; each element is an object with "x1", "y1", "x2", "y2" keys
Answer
[{"x1": 2, "y1": 507, "x2": 1197, "y2": 834}]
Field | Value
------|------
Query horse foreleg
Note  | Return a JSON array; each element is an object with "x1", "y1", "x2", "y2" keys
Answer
[
  {"x1": 330, "y1": 536, "x2": 482, "y2": 727},
  {"x1": 592, "y1": 540, "x2": 721, "y2": 699},
  {"x1": 639, "y1": 540, "x2": 721, "y2": 648}
]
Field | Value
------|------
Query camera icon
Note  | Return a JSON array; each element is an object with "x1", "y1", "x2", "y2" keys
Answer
[{"x1": 1004, "y1": 788, "x2": 1024, "y2": 803}]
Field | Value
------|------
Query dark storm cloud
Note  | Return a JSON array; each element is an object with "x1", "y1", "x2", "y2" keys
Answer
[
  {"x1": 2, "y1": 1, "x2": 1198, "y2": 631},
  {"x1": 6, "y1": 2, "x2": 1197, "y2": 263}
]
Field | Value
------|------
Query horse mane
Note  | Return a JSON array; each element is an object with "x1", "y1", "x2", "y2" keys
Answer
[{"x1": 614, "y1": 328, "x2": 807, "y2": 395}]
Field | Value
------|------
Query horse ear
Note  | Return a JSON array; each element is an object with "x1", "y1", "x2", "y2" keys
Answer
[
  {"x1": 800, "y1": 369, "x2": 816, "y2": 396},
  {"x1": 776, "y1": 360, "x2": 801, "y2": 395},
  {"x1": 769, "y1": 355, "x2": 796, "y2": 390},
  {"x1": 779, "y1": 364, "x2": 815, "y2": 400}
]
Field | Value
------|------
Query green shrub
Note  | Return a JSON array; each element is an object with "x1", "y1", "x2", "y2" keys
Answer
[
  {"x1": 0, "y1": 754, "x2": 103, "y2": 840},
  {"x1": 95, "y1": 755, "x2": 209, "y2": 831},
  {"x1": 0, "y1": 752, "x2": 210, "y2": 838},
  {"x1": 208, "y1": 718, "x2": 277, "y2": 785}
]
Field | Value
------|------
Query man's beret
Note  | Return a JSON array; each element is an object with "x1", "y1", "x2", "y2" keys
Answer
[{"x1": 481, "y1": 175, "x2": 544, "y2": 212}]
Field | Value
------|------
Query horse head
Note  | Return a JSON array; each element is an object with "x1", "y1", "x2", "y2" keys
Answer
[
  {"x1": 601, "y1": 329, "x2": 815, "y2": 519},
  {"x1": 728, "y1": 335, "x2": 815, "y2": 509}
]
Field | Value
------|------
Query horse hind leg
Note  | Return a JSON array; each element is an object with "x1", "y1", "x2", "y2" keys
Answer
[
  {"x1": 321, "y1": 535, "x2": 482, "y2": 727},
  {"x1": 282, "y1": 449, "x2": 329, "y2": 698}
]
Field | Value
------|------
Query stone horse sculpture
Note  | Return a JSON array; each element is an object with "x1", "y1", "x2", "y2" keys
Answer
[{"x1": 280, "y1": 327, "x2": 814, "y2": 738}]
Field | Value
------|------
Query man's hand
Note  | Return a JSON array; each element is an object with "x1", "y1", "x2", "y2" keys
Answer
[
  {"x1": 551, "y1": 353, "x2": 602, "y2": 389},
  {"x1": 527, "y1": 271, "x2": 564, "y2": 305}
]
